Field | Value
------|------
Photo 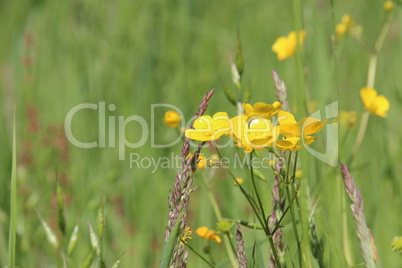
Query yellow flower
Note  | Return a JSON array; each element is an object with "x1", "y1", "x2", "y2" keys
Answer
[
  {"x1": 272, "y1": 30, "x2": 306, "y2": 61},
  {"x1": 185, "y1": 112, "x2": 230, "y2": 141},
  {"x1": 276, "y1": 110, "x2": 327, "y2": 151},
  {"x1": 360, "y1": 87, "x2": 390, "y2": 117},
  {"x1": 384, "y1": 1, "x2": 395, "y2": 12},
  {"x1": 336, "y1": 15, "x2": 354, "y2": 36},
  {"x1": 197, "y1": 155, "x2": 206, "y2": 169},
  {"x1": 230, "y1": 115, "x2": 279, "y2": 153},
  {"x1": 196, "y1": 227, "x2": 221, "y2": 243},
  {"x1": 391, "y1": 236, "x2": 402, "y2": 252},
  {"x1": 336, "y1": 14, "x2": 362, "y2": 40},
  {"x1": 180, "y1": 227, "x2": 192, "y2": 245},
  {"x1": 242, "y1": 101, "x2": 282, "y2": 119},
  {"x1": 164, "y1": 111, "x2": 181, "y2": 128},
  {"x1": 295, "y1": 170, "x2": 303, "y2": 179},
  {"x1": 186, "y1": 153, "x2": 207, "y2": 169}
]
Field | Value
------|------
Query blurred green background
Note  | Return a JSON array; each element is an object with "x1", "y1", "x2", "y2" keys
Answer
[{"x1": 0, "y1": 0, "x2": 401, "y2": 267}]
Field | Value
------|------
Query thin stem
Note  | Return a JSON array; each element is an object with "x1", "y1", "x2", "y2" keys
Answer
[
  {"x1": 347, "y1": 111, "x2": 369, "y2": 166},
  {"x1": 348, "y1": 11, "x2": 393, "y2": 166},
  {"x1": 183, "y1": 241, "x2": 216, "y2": 268},
  {"x1": 250, "y1": 152, "x2": 268, "y2": 228},
  {"x1": 271, "y1": 188, "x2": 298, "y2": 235},
  {"x1": 215, "y1": 148, "x2": 282, "y2": 268},
  {"x1": 201, "y1": 174, "x2": 238, "y2": 268},
  {"x1": 286, "y1": 186, "x2": 303, "y2": 268}
]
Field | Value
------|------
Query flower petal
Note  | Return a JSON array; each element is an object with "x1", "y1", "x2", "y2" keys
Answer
[
  {"x1": 373, "y1": 95, "x2": 390, "y2": 117},
  {"x1": 360, "y1": 87, "x2": 377, "y2": 111}
]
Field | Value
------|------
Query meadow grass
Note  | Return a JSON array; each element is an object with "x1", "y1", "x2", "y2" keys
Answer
[{"x1": 0, "y1": 0, "x2": 401, "y2": 267}]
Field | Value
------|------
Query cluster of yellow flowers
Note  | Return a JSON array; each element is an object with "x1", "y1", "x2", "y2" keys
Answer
[{"x1": 183, "y1": 101, "x2": 327, "y2": 153}]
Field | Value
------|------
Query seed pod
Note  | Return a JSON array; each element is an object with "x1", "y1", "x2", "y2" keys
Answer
[
  {"x1": 97, "y1": 208, "x2": 105, "y2": 238},
  {"x1": 88, "y1": 222, "x2": 101, "y2": 256},
  {"x1": 35, "y1": 209, "x2": 58, "y2": 249},
  {"x1": 57, "y1": 182, "x2": 66, "y2": 235},
  {"x1": 67, "y1": 224, "x2": 79, "y2": 256}
]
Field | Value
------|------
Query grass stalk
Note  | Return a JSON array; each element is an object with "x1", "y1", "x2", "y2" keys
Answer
[{"x1": 8, "y1": 111, "x2": 17, "y2": 268}]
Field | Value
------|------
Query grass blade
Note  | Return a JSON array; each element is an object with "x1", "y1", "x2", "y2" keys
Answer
[
  {"x1": 160, "y1": 211, "x2": 184, "y2": 268},
  {"x1": 8, "y1": 109, "x2": 17, "y2": 268}
]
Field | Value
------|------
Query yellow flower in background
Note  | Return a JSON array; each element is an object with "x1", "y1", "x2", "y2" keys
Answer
[
  {"x1": 295, "y1": 170, "x2": 303, "y2": 179},
  {"x1": 272, "y1": 30, "x2": 306, "y2": 61},
  {"x1": 196, "y1": 227, "x2": 221, "y2": 243},
  {"x1": 391, "y1": 236, "x2": 402, "y2": 252},
  {"x1": 336, "y1": 14, "x2": 362, "y2": 40},
  {"x1": 230, "y1": 115, "x2": 279, "y2": 153},
  {"x1": 242, "y1": 101, "x2": 282, "y2": 119},
  {"x1": 185, "y1": 112, "x2": 230, "y2": 141},
  {"x1": 180, "y1": 227, "x2": 192, "y2": 245},
  {"x1": 164, "y1": 110, "x2": 181, "y2": 128},
  {"x1": 384, "y1": 1, "x2": 395, "y2": 12},
  {"x1": 336, "y1": 14, "x2": 354, "y2": 37},
  {"x1": 360, "y1": 87, "x2": 390, "y2": 117},
  {"x1": 276, "y1": 110, "x2": 327, "y2": 151},
  {"x1": 186, "y1": 153, "x2": 207, "y2": 169},
  {"x1": 197, "y1": 155, "x2": 206, "y2": 169}
]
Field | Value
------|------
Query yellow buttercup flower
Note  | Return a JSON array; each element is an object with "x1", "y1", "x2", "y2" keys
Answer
[
  {"x1": 295, "y1": 170, "x2": 303, "y2": 179},
  {"x1": 384, "y1": 1, "x2": 395, "y2": 12},
  {"x1": 276, "y1": 110, "x2": 327, "y2": 151},
  {"x1": 196, "y1": 227, "x2": 221, "y2": 243},
  {"x1": 180, "y1": 226, "x2": 192, "y2": 245},
  {"x1": 230, "y1": 115, "x2": 279, "y2": 153},
  {"x1": 164, "y1": 111, "x2": 181, "y2": 128},
  {"x1": 185, "y1": 112, "x2": 230, "y2": 141},
  {"x1": 272, "y1": 30, "x2": 306, "y2": 61},
  {"x1": 360, "y1": 87, "x2": 390, "y2": 117},
  {"x1": 336, "y1": 14, "x2": 354, "y2": 35},
  {"x1": 242, "y1": 101, "x2": 282, "y2": 119},
  {"x1": 336, "y1": 14, "x2": 362, "y2": 40}
]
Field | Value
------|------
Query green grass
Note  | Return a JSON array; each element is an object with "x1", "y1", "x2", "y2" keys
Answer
[{"x1": 0, "y1": 0, "x2": 402, "y2": 267}]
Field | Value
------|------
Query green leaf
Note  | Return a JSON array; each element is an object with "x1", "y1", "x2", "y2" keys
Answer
[
  {"x1": 8, "y1": 109, "x2": 17, "y2": 268},
  {"x1": 160, "y1": 211, "x2": 184, "y2": 268}
]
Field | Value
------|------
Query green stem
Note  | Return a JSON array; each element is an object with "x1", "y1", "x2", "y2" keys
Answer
[
  {"x1": 215, "y1": 148, "x2": 282, "y2": 268},
  {"x1": 201, "y1": 174, "x2": 238, "y2": 268},
  {"x1": 285, "y1": 186, "x2": 303, "y2": 268},
  {"x1": 347, "y1": 110, "x2": 369, "y2": 166},
  {"x1": 8, "y1": 111, "x2": 17, "y2": 268},
  {"x1": 250, "y1": 152, "x2": 268, "y2": 228},
  {"x1": 183, "y1": 241, "x2": 216, "y2": 268},
  {"x1": 348, "y1": 11, "x2": 393, "y2": 166}
]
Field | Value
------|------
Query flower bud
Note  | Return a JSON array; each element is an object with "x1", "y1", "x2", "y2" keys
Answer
[
  {"x1": 234, "y1": 177, "x2": 244, "y2": 187},
  {"x1": 384, "y1": 1, "x2": 395, "y2": 12},
  {"x1": 164, "y1": 110, "x2": 181, "y2": 128}
]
